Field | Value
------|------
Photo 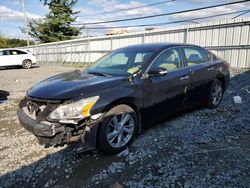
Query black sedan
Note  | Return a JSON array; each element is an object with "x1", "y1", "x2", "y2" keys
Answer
[{"x1": 17, "y1": 43, "x2": 230, "y2": 153}]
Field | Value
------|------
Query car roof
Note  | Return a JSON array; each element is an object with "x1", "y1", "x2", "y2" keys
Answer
[
  {"x1": 0, "y1": 48, "x2": 28, "y2": 51},
  {"x1": 118, "y1": 43, "x2": 203, "y2": 51}
]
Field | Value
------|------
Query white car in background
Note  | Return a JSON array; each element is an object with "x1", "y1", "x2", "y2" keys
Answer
[{"x1": 0, "y1": 48, "x2": 37, "y2": 69}]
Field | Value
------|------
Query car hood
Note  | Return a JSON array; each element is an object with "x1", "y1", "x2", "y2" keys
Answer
[{"x1": 27, "y1": 70, "x2": 125, "y2": 100}]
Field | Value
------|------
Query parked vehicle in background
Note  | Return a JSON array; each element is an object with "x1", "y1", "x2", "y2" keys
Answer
[
  {"x1": 0, "y1": 48, "x2": 37, "y2": 69},
  {"x1": 17, "y1": 43, "x2": 230, "y2": 154}
]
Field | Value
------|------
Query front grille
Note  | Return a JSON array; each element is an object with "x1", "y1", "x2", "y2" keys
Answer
[
  {"x1": 21, "y1": 97, "x2": 59, "y2": 123},
  {"x1": 26, "y1": 100, "x2": 45, "y2": 117}
]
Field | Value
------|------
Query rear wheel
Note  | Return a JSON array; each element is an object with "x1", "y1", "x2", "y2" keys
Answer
[
  {"x1": 207, "y1": 79, "x2": 223, "y2": 108},
  {"x1": 98, "y1": 105, "x2": 138, "y2": 154},
  {"x1": 22, "y1": 60, "x2": 32, "y2": 69}
]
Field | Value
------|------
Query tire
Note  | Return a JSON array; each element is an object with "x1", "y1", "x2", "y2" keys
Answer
[
  {"x1": 22, "y1": 60, "x2": 32, "y2": 69},
  {"x1": 98, "y1": 104, "x2": 138, "y2": 154},
  {"x1": 207, "y1": 79, "x2": 224, "y2": 108}
]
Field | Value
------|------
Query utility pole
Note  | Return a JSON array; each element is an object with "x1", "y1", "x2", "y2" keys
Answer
[{"x1": 21, "y1": 0, "x2": 30, "y2": 46}]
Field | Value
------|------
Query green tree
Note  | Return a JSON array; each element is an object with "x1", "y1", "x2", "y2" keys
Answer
[
  {"x1": 7, "y1": 38, "x2": 35, "y2": 47},
  {"x1": 0, "y1": 33, "x2": 35, "y2": 48},
  {"x1": 29, "y1": 0, "x2": 81, "y2": 43},
  {"x1": 0, "y1": 35, "x2": 7, "y2": 48}
]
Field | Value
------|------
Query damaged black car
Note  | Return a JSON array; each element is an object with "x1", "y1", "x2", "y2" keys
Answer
[{"x1": 17, "y1": 43, "x2": 230, "y2": 153}]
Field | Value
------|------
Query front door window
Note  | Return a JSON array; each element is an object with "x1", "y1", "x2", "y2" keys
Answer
[{"x1": 150, "y1": 48, "x2": 181, "y2": 72}]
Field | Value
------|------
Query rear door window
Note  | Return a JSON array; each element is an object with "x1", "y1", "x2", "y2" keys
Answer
[
  {"x1": 9, "y1": 50, "x2": 18, "y2": 55},
  {"x1": 183, "y1": 47, "x2": 211, "y2": 67},
  {"x1": 8, "y1": 50, "x2": 27, "y2": 55}
]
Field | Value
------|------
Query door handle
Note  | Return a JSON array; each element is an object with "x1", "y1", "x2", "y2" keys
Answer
[
  {"x1": 180, "y1": 75, "x2": 189, "y2": 80},
  {"x1": 208, "y1": 67, "x2": 214, "y2": 71}
]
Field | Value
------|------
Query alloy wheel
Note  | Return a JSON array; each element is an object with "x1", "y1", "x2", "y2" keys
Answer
[
  {"x1": 211, "y1": 84, "x2": 223, "y2": 106},
  {"x1": 23, "y1": 60, "x2": 31, "y2": 68},
  {"x1": 106, "y1": 113, "x2": 135, "y2": 148}
]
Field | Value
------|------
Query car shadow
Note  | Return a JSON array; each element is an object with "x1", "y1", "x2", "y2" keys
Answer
[
  {"x1": 0, "y1": 65, "x2": 40, "y2": 71},
  {"x1": 0, "y1": 137, "x2": 120, "y2": 187},
  {"x1": 0, "y1": 69, "x2": 249, "y2": 187}
]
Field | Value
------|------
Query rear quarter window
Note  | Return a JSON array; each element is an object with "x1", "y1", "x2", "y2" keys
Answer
[{"x1": 16, "y1": 50, "x2": 28, "y2": 54}]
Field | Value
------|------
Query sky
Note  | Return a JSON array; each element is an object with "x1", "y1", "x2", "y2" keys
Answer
[{"x1": 0, "y1": 0, "x2": 249, "y2": 39}]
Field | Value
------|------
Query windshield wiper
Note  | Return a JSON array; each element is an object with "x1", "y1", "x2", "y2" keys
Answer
[{"x1": 87, "y1": 71, "x2": 110, "y2": 77}]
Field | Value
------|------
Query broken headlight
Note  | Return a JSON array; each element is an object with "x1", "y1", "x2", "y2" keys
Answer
[{"x1": 48, "y1": 96, "x2": 99, "y2": 121}]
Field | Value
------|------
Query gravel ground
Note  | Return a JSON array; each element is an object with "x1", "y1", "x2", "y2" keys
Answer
[{"x1": 0, "y1": 65, "x2": 250, "y2": 188}]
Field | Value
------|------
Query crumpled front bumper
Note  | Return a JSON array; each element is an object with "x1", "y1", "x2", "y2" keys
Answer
[
  {"x1": 17, "y1": 107, "x2": 64, "y2": 137},
  {"x1": 17, "y1": 106, "x2": 67, "y2": 145},
  {"x1": 17, "y1": 98, "x2": 100, "y2": 148}
]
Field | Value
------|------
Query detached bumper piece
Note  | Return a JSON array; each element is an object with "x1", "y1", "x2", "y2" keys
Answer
[{"x1": 17, "y1": 97, "x2": 98, "y2": 148}]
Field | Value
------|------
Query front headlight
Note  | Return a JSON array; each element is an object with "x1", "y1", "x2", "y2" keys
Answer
[{"x1": 48, "y1": 96, "x2": 99, "y2": 121}]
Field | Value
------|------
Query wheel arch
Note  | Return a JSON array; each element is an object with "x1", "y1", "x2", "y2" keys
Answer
[
  {"x1": 22, "y1": 59, "x2": 32, "y2": 63},
  {"x1": 96, "y1": 97, "x2": 142, "y2": 148},
  {"x1": 215, "y1": 74, "x2": 225, "y2": 91},
  {"x1": 103, "y1": 97, "x2": 141, "y2": 132}
]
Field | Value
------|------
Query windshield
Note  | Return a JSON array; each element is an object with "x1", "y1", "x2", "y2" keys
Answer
[{"x1": 86, "y1": 49, "x2": 156, "y2": 76}]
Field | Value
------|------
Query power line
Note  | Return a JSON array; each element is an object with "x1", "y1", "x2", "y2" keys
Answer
[
  {"x1": 83, "y1": 9, "x2": 250, "y2": 29},
  {"x1": 74, "y1": 0, "x2": 249, "y2": 25},
  {"x1": 232, "y1": 10, "x2": 250, "y2": 19},
  {"x1": 82, "y1": 0, "x2": 175, "y2": 17}
]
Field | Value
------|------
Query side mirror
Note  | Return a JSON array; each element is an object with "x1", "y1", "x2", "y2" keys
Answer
[{"x1": 147, "y1": 67, "x2": 168, "y2": 77}]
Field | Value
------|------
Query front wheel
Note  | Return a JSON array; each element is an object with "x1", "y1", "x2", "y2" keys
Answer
[
  {"x1": 22, "y1": 60, "x2": 32, "y2": 69},
  {"x1": 98, "y1": 105, "x2": 138, "y2": 154},
  {"x1": 207, "y1": 79, "x2": 223, "y2": 108}
]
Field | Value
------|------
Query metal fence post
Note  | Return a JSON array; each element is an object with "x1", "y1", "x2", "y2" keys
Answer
[
  {"x1": 88, "y1": 36, "x2": 90, "y2": 64},
  {"x1": 184, "y1": 28, "x2": 189, "y2": 43},
  {"x1": 110, "y1": 37, "x2": 113, "y2": 51},
  {"x1": 142, "y1": 33, "x2": 145, "y2": 44},
  {"x1": 56, "y1": 44, "x2": 59, "y2": 63}
]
